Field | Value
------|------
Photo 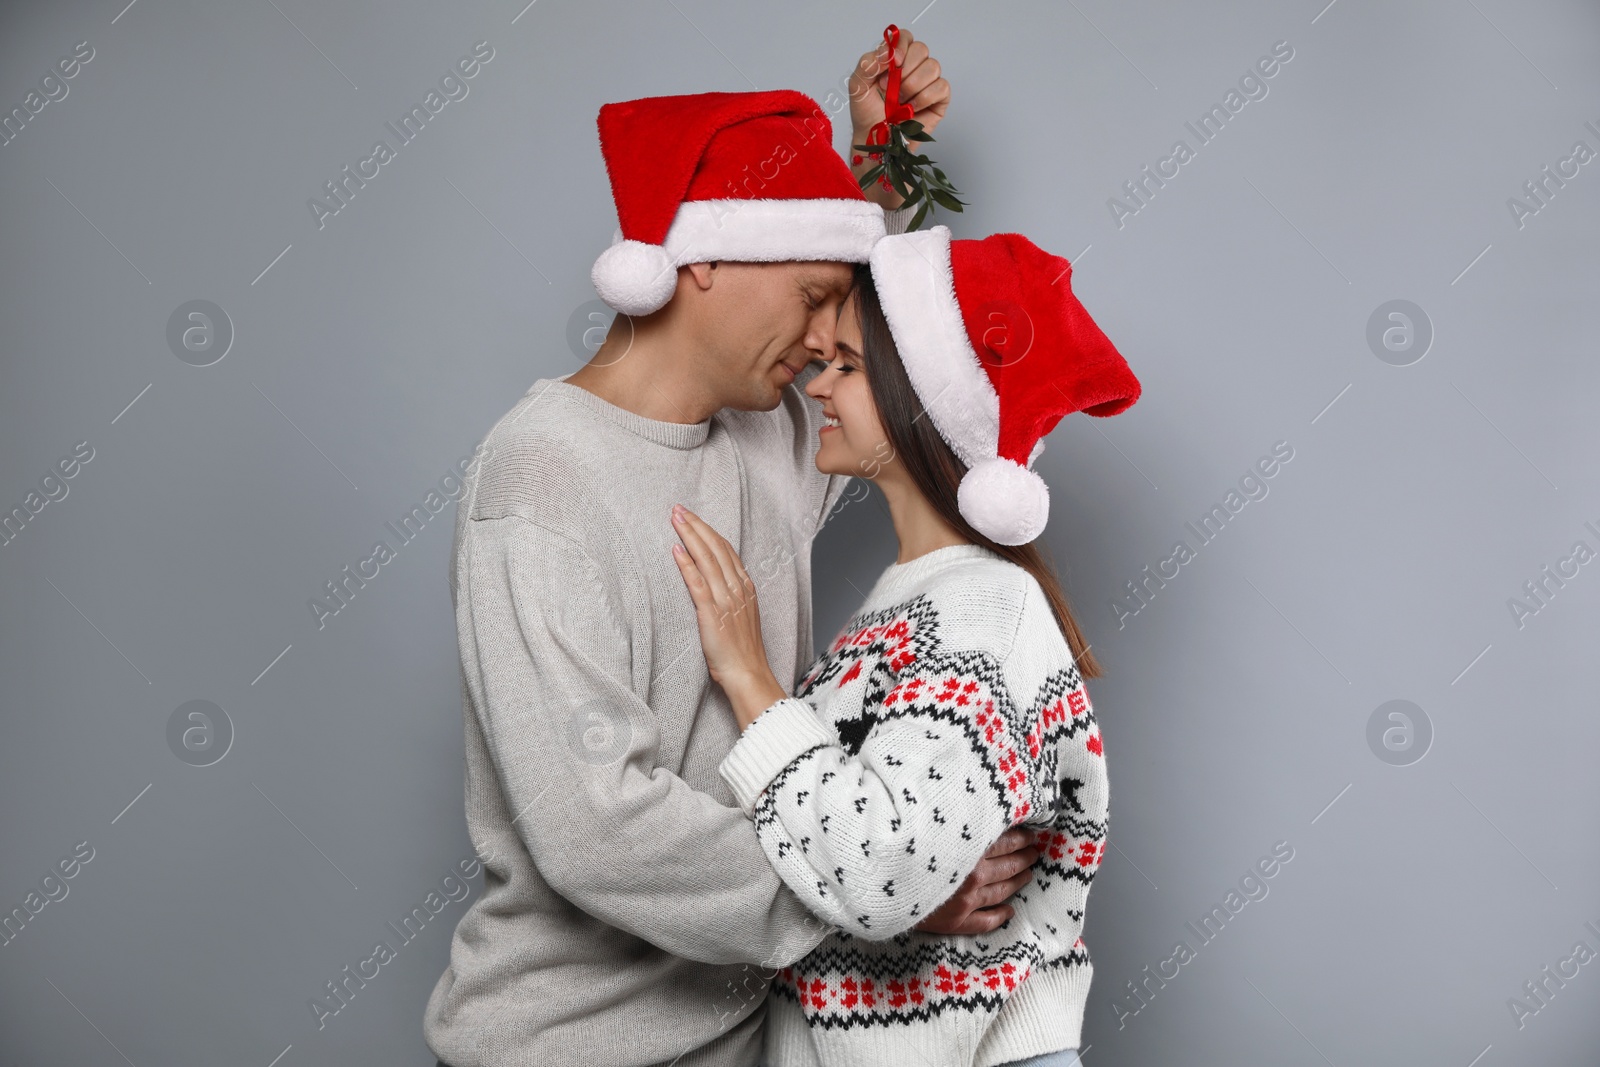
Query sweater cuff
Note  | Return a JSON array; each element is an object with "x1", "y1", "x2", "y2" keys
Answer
[
  {"x1": 719, "y1": 698, "x2": 834, "y2": 816},
  {"x1": 883, "y1": 203, "x2": 915, "y2": 236}
]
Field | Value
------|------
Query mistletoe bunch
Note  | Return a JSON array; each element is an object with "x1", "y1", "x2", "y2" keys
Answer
[{"x1": 854, "y1": 122, "x2": 965, "y2": 232}]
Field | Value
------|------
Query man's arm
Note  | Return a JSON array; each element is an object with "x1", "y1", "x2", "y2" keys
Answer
[{"x1": 460, "y1": 513, "x2": 829, "y2": 967}]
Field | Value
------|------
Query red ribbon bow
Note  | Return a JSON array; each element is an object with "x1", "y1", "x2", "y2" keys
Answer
[{"x1": 867, "y1": 24, "x2": 915, "y2": 147}]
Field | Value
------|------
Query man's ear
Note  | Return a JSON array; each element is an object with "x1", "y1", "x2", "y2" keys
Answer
[{"x1": 684, "y1": 261, "x2": 718, "y2": 290}]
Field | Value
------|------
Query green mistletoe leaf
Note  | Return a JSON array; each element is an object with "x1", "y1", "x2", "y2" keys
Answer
[{"x1": 857, "y1": 118, "x2": 966, "y2": 230}]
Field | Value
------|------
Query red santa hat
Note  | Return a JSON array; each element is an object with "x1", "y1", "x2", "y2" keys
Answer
[
  {"x1": 591, "y1": 90, "x2": 886, "y2": 315},
  {"x1": 869, "y1": 226, "x2": 1141, "y2": 545}
]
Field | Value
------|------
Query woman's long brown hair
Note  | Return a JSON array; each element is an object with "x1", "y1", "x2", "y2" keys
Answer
[{"x1": 850, "y1": 264, "x2": 1103, "y2": 679}]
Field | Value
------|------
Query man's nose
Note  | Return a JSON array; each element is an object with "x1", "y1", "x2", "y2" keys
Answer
[{"x1": 805, "y1": 315, "x2": 835, "y2": 355}]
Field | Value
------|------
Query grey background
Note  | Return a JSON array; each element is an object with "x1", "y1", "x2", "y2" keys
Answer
[{"x1": 2, "y1": 0, "x2": 1596, "y2": 1064}]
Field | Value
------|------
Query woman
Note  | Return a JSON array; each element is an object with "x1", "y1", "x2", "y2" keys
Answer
[{"x1": 670, "y1": 225, "x2": 1140, "y2": 1067}]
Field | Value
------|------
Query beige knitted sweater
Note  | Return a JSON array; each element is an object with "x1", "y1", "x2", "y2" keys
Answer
[{"x1": 422, "y1": 369, "x2": 851, "y2": 1067}]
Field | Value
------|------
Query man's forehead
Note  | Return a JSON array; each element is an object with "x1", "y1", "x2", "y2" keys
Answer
[{"x1": 794, "y1": 262, "x2": 855, "y2": 296}]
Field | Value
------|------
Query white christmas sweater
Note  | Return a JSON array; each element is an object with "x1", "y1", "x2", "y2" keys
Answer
[{"x1": 718, "y1": 543, "x2": 1109, "y2": 1067}]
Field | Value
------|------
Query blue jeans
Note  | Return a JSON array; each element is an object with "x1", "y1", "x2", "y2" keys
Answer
[
  {"x1": 759, "y1": 1050, "x2": 1081, "y2": 1067},
  {"x1": 1002, "y1": 1050, "x2": 1082, "y2": 1067},
  {"x1": 443, "y1": 1050, "x2": 1083, "y2": 1067}
]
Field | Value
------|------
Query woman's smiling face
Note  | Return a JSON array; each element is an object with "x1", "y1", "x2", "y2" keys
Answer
[{"x1": 805, "y1": 289, "x2": 896, "y2": 479}]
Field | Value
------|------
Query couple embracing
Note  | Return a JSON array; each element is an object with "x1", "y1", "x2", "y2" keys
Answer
[{"x1": 424, "y1": 28, "x2": 1139, "y2": 1067}]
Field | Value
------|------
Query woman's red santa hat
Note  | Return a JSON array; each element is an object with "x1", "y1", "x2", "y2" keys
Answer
[
  {"x1": 870, "y1": 226, "x2": 1141, "y2": 545},
  {"x1": 592, "y1": 90, "x2": 886, "y2": 315}
]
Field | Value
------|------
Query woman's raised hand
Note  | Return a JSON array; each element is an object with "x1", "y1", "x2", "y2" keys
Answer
[{"x1": 671, "y1": 504, "x2": 786, "y2": 729}]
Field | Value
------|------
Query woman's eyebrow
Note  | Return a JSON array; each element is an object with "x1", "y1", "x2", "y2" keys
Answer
[{"x1": 834, "y1": 340, "x2": 863, "y2": 361}]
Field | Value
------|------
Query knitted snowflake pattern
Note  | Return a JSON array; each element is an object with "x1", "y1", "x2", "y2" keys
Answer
[{"x1": 758, "y1": 592, "x2": 1107, "y2": 1031}]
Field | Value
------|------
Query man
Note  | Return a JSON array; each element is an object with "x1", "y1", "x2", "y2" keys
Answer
[{"x1": 424, "y1": 33, "x2": 1038, "y2": 1067}]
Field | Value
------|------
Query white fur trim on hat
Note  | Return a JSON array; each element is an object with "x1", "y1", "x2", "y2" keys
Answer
[
  {"x1": 664, "y1": 198, "x2": 885, "y2": 264},
  {"x1": 868, "y1": 226, "x2": 998, "y2": 470},
  {"x1": 592, "y1": 199, "x2": 887, "y2": 315},
  {"x1": 958, "y1": 457, "x2": 1050, "y2": 545}
]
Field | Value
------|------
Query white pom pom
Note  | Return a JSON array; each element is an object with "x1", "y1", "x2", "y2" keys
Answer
[
  {"x1": 591, "y1": 240, "x2": 677, "y2": 316},
  {"x1": 957, "y1": 457, "x2": 1050, "y2": 546}
]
